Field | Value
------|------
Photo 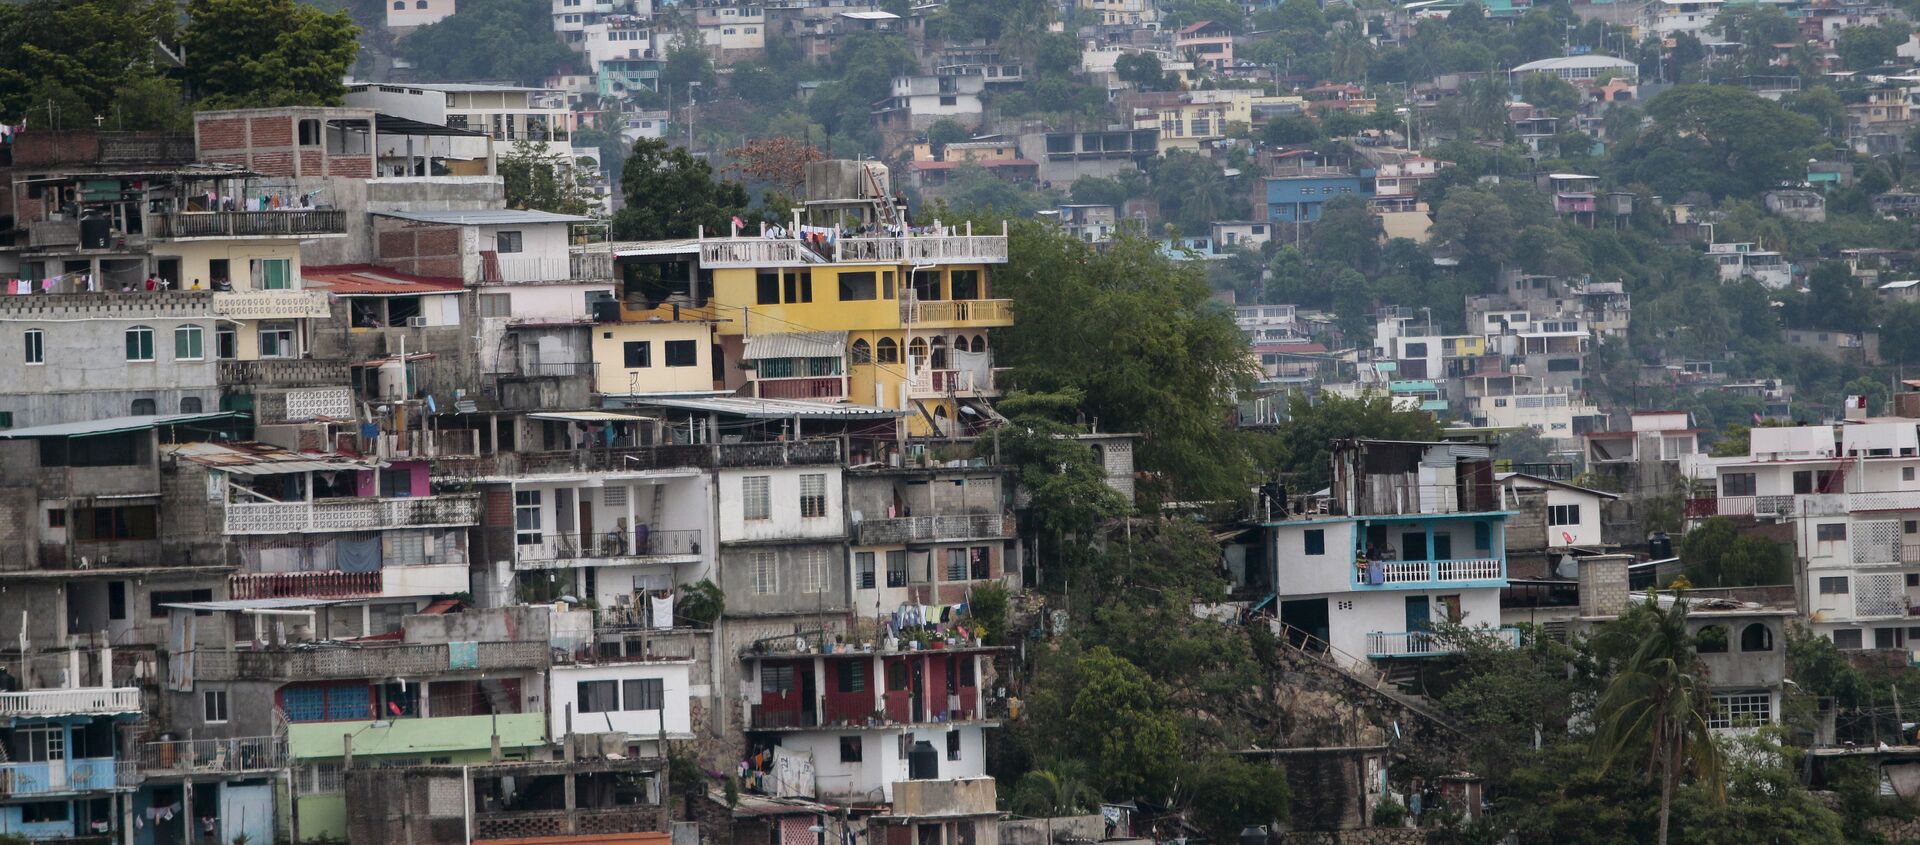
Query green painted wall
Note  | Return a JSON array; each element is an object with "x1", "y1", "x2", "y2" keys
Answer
[{"x1": 287, "y1": 713, "x2": 549, "y2": 842}]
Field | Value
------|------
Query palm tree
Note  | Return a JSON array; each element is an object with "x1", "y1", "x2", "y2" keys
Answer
[
  {"x1": 1591, "y1": 594, "x2": 1725, "y2": 845},
  {"x1": 1010, "y1": 765, "x2": 1102, "y2": 817}
]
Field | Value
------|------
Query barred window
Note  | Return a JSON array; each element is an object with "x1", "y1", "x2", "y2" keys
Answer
[
  {"x1": 1708, "y1": 693, "x2": 1772, "y2": 730},
  {"x1": 856, "y1": 552, "x2": 876, "y2": 589},
  {"x1": 743, "y1": 476, "x2": 771, "y2": 521},
  {"x1": 800, "y1": 474, "x2": 827, "y2": 518},
  {"x1": 751, "y1": 551, "x2": 777, "y2": 594},
  {"x1": 799, "y1": 548, "x2": 827, "y2": 593}
]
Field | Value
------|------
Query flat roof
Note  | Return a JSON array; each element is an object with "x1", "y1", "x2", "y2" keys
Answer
[
  {"x1": 303, "y1": 264, "x2": 465, "y2": 296},
  {"x1": 161, "y1": 598, "x2": 349, "y2": 612},
  {"x1": 526, "y1": 411, "x2": 657, "y2": 423},
  {"x1": 163, "y1": 441, "x2": 374, "y2": 475},
  {"x1": 372, "y1": 113, "x2": 490, "y2": 138},
  {"x1": 839, "y1": 10, "x2": 900, "y2": 19},
  {"x1": 634, "y1": 396, "x2": 906, "y2": 419},
  {"x1": 373, "y1": 209, "x2": 595, "y2": 225},
  {"x1": 0, "y1": 412, "x2": 245, "y2": 439},
  {"x1": 605, "y1": 239, "x2": 703, "y2": 257}
]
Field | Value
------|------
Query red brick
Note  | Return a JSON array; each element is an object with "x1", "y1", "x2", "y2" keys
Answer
[
  {"x1": 378, "y1": 230, "x2": 415, "y2": 260},
  {"x1": 416, "y1": 228, "x2": 460, "y2": 256},
  {"x1": 299, "y1": 150, "x2": 323, "y2": 174},
  {"x1": 249, "y1": 116, "x2": 292, "y2": 147},
  {"x1": 252, "y1": 151, "x2": 294, "y2": 177},
  {"x1": 328, "y1": 156, "x2": 372, "y2": 178},
  {"x1": 197, "y1": 118, "x2": 248, "y2": 151}
]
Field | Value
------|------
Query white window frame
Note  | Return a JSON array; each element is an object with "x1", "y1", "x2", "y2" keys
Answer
[
  {"x1": 743, "y1": 476, "x2": 771, "y2": 521},
  {"x1": 23, "y1": 328, "x2": 43, "y2": 365},
  {"x1": 125, "y1": 326, "x2": 155, "y2": 362},
  {"x1": 799, "y1": 473, "x2": 827, "y2": 518},
  {"x1": 204, "y1": 689, "x2": 230, "y2": 724},
  {"x1": 175, "y1": 325, "x2": 205, "y2": 361},
  {"x1": 1707, "y1": 693, "x2": 1772, "y2": 730},
  {"x1": 751, "y1": 551, "x2": 778, "y2": 594},
  {"x1": 515, "y1": 490, "x2": 544, "y2": 545}
]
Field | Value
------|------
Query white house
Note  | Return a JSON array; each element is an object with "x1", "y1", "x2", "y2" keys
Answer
[
  {"x1": 387, "y1": 0, "x2": 456, "y2": 31},
  {"x1": 550, "y1": 660, "x2": 696, "y2": 752},
  {"x1": 1498, "y1": 472, "x2": 1617, "y2": 549}
]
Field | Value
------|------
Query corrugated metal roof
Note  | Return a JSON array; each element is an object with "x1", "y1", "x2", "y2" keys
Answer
[
  {"x1": 743, "y1": 331, "x2": 847, "y2": 360},
  {"x1": 373, "y1": 209, "x2": 595, "y2": 225},
  {"x1": 527, "y1": 411, "x2": 656, "y2": 423},
  {"x1": 161, "y1": 598, "x2": 346, "y2": 612},
  {"x1": 163, "y1": 441, "x2": 373, "y2": 474},
  {"x1": 0, "y1": 412, "x2": 244, "y2": 439},
  {"x1": 633, "y1": 396, "x2": 906, "y2": 419}
]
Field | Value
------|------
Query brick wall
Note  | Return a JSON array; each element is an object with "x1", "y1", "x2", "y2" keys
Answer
[
  {"x1": 1578, "y1": 555, "x2": 1630, "y2": 617},
  {"x1": 249, "y1": 115, "x2": 293, "y2": 147},
  {"x1": 197, "y1": 117, "x2": 249, "y2": 153},
  {"x1": 13, "y1": 130, "x2": 102, "y2": 166}
]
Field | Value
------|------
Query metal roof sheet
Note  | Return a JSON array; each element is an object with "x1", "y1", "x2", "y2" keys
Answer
[
  {"x1": 527, "y1": 411, "x2": 657, "y2": 423},
  {"x1": 373, "y1": 209, "x2": 595, "y2": 225},
  {"x1": 163, "y1": 441, "x2": 374, "y2": 474},
  {"x1": 742, "y1": 331, "x2": 847, "y2": 360},
  {"x1": 0, "y1": 412, "x2": 244, "y2": 439},
  {"x1": 161, "y1": 598, "x2": 347, "y2": 612},
  {"x1": 633, "y1": 396, "x2": 906, "y2": 419}
]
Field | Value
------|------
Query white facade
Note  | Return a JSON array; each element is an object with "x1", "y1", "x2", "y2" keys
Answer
[
  {"x1": 1499, "y1": 474, "x2": 1612, "y2": 548},
  {"x1": 772, "y1": 725, "x2": 987, "y2": 803},
  {"x1": 549, "y1": 661, "x2": 695, "y2": 740},
  {"x1": 387, "y1": 0, "x2": 457, "y2": 30},
  {"x1": 504, "y1": 470, "x2": 714, "y2": 606},
  {"x1": 583, "y1": 23, "x2": 658, "y2": 68},
  {"x1": 1477, "y1": 392, "x2": 1602, "y2": 441},
  {"x1": 717, "y1": 466, "x2": 847, "y2": 544},
  {"x1": 1210, "y1": 221, "x2": 1271, "y2": 250},
  {"x1": 1707, "y1": 242, "x2": 1792, "y2": 289}
]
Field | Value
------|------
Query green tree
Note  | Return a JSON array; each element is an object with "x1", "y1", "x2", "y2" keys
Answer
[
  {"x1": 992, "y1": 225, "x2": 1259, "y2": 499},
  {"x1": 1150, "y1": 150, "x2": 1248, "y2": 235},
  {"x1": 1591, "y1": 596, "x2": 1724, "y2": 845},
  {"x1": 1429, "y1": 187, "x2": 1515, "y2": 272},
  {"x1": 1023, "y1": 646, "x2": 1183, "y2": 798},
  {"x1": 1678, "y1": 517, "x2": 1789, "y2": 587},
  {"x1": 499, "y1": 139, "x2": 596, "y2": 216},
  {"x1": 1009, "y1": 766, "x2": 1101, "y2": 816},
  {"x1": 1880, "y1": 302, "x2": 1920, "y2": 364},
  {"x1": 660, "y1": 35, "x2": 717, "y2": 99},
  {"x1": 1258, "y1": 393, "x2": 1441, "y2": 491},
  {"x1": 1262, "y1": 113, "x2": 1322, "y2": 146},
  {"x1": 1114, "y1": 53, "x2": 1169, "y2": 91},
  {"x1": 940, "y1": 164, "x2": 1060, "y2": 218},
  {"x1": 400, "y1": 0, "x2": 577, "y2": 84},
  {"x1": 181, "y1": 0, "x2": 358, "y2": 107},
  {"x1": 1836, "y1": 22, "x2": 1911, "y2": 70},
  {"x1": 1181, "y1": 755, "x2": 1290, "y2": 842},
  {"x1": 1307, "y1": 195, "x2": 1383, "y2": 274},
  {"x1": 611, "y1": 138, "x2": 749, "y2": 240},
  {"x1": 1613, "y1": 85, "x2": 1823, "y2": 198},
  {"x1": 926, "y1": 118, "x2": 969, "y2": 157},
  {"x1": 0, "y1": 0, "x2": 188, "y2": 130},
  {"x1": 1518, "y1": 72, "x2": 1582, "y2": 115}
]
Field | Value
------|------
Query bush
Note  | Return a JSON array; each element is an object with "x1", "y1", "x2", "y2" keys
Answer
[
  {"x1": 969, "y1": 582, "x2": 1011, "y2": 644},
  {"x1": 679, "y1": 580, "x2": 725, "y2": 627},
  {"x1": 1371, "y1": 797, "x2": 1408, "y2": 828}
]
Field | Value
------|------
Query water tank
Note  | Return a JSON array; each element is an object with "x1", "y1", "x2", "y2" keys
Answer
[
  {"x1": 376, "y1": 360, "x2": 408, "y2": 400},
  {"x1": 907, "y1": 740, "x2": 938, "y2": 780},
  {"x1": 1239, "y1": 827, "x2": 1269, "y2": 845},
  {"x1": 79, "y1": 217, "x2": 112, "y2": 250},
  {"x1": 1648, "y1": 532, "x2": 1672, "y2": 560}
]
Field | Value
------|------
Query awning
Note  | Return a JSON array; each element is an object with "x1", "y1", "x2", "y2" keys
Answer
[
  {"x1": 0, "y1": 412, "x2": 245, "y2": 439},
  {"x1": 369, "y1": 113, "x2": 488, "y2": 138},
  {"x1": 743, "y1": 331, "x2": 847, "y2": 361},
  {"x1": 633, "y1": 396, "x2": 906, "y2": 419},
  {"x1": 161, "y1": 598, "x2": 348, "y2": 613},
  {"x1": 527, "y1": 411, "x2": 656, "y2": 423}
]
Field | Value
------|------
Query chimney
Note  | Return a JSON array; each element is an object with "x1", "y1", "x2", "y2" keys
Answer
[{"x1": 1579, "y1": 554, "x2": 1633, "y2": 618}]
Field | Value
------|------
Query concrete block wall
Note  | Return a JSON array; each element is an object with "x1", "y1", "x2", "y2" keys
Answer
[{"x1": 1578, "y1": 554, "x2": 1631, "y2": 617}]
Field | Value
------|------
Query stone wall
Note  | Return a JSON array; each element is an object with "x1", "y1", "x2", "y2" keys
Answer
[{"x1": 1276, "y1": 829, "x2": 1430, "y2": 845}]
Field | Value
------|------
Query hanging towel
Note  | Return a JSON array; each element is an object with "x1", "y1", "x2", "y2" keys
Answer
[
  {"x1": 448, "y1": 641, "x2": 479, "y2": 669},
  {"x1": 650, "y1": 592, "x2": 674, "y2": 631}
]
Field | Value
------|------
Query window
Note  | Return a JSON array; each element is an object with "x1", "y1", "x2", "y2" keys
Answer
[
  {"x1": 1817, "y1": 523, "x2": 1847, "y2": 542},
  {"x1": 1546, "y1": 357, "x2": 1581, "y2": 372},
  {"x1": 1835, "y1": 629, "x2": 1864, "y2": 649},
  {"x1": 175, "y1": 326, "x2": 204, "y2": 361},
  {"x1": 1741, "y1": 624, "x2": 1774, "y2": 652},
  {"x1": 21, "y1": 802, "x2": 68, "y2": 824},
  {"x1": 259, "y1": 322, "x2": 296, "y2": 358},
  {"x1": 578, "y1": 680, "x2": 619, "y2": 713},
  {"x1": 479, "y1": 293, "x2": 511, "y2": 318},
  {"x1": 1304, "y1": 529, "x2": 1325, "y2": 555},
  {"x1": 209, "y1": 258, "x2": 232, "y2": 283},
  {"x1": 836, "y1": 660, "x2": 866, "y2": 693},
  {"x1": 784, "y1": 270, "x2": 813, "y2": 303},
  {"x1": 394, "y1": 1, "x2": 404, "y2": 8},
  {"x1": 130, "y1": 398, "x2": 156, "y2": 415},
  {"x1": 490, "y1": 230, "x2": 525, "y2": 254},
  {"x1": 1696, "y1": 625, "x2": 1728, "y2": 653},
  {"x1": 800, "y1": 474, "x2": 827, "y2": 518},
  {"x1": 839, "y1": 271, "x2": 878, "y2": 301},
  {"x1": 216, "y1": 327, "x2": 237, "y2": 360},
  {"x1": 852, "y1": 339, "x2": 872, "y2": 363},
  {"x1": 1720, "y1": 473, "x2": 1756, "y2": 497},
  {"x1": 857, "y1": 552, "x2": 876, "y2": 589},
  {"x1": 970, "y1": 546, "x2": 990, "y2": 579},
  {"x1": 751, "y1": 551, "x2": 778, "y2": 594},
  {"x1": 15, "y1": 726, "x2": 62, "y2": 762},
  {"x1": 946, "y1": 730, "x2": 961, "y2": 760},
  {"x1": 946, "y1": 548, "x2": 968, "y2": 581},
  {"x1": 876, "y1": 337, "x2": 899, "y2": 363},
  {"x1": 252, "y1": 259, "x2": 291, "y2": 290},
  {"x1": 22, "y1": 329, "x2": 42, "y2": 365},
  {"x1": 125, "y1": 326, "x2": 154, "y2": 361},
  {"x1": 1707, "y1": 693, "x2": 1772, "y2": 730},
  {"x1": 416, "y1": 0, "x2": 427, "y2": 7},
  {"x1": 950, "y1": 270, "x2": 980, "y2": 300},
  {"x1": 624, "y1": 341, "x2": 651, "y2": 368},
  {"x1": 180, "y1": 397, "x2": 203, "y2": 413},
  {"x1": 757, "y1": 271, "x2": 781, "y2": 305},
  {"x1": 799, "y1": 548, "x2": 827, "y2": 593},
  {"x1": 515, "y1": 490, "x2": 543, "y2": 545},
  {"x1": 200, "y1": 688, "x2": 231, "y2": 723},
  {"x1": 743, "y1": 476, "x2": 771, "y2": 520},
  {"x1": 1548, "y1": 504, "x2": 1580, "y2": 526},
  {"x1": 886, "y1": 550, "x2": 907, "y2": 588},
  {"x1": 840, "y1": 736, "x2": 863, "y2": 763},
  {"x1": 623, "y1": 678, "x2": 664, "y2": 710},
  {"x1": 1819, "y1": 576, "x2": 1849, "y2": 595},
  {"x1": 664, "y1": 340, "x2": 698, "y2": 367},
  {"x1": 760, "y1": 665, "x2": 794, "y2": 697}
]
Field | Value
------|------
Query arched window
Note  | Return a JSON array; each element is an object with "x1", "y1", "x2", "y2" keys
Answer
[
  {"x1": 180, "y1": 397, "x2": 204, "y2": 413},
  {"x1": 125, "y1": 326, "x2": 154, "y2": 361},
  {"x1": 1741, "y1": 623, "x2": 1775, "y2": 652},
  {"x1": 929, "y1": 336, "x2": 948, "y2": 369},
  {"x1": 1695, "y1": 625, "x2": 1729, "y2": 654},
  {"x1": 907, "y1": 337, "x2": 928, "y2": 364},
  {"x1": 969, "y1": 334, "x2": 987, "y2": 353},
  {"x1": 393, "y1": 1, "x2": 405, "y2": 8},
  {"x1": 875, "y1": 337, "x2": 899, "y2": 363},
  {"x1": 130, "y1": 398, "x2": 156, "y2": 415},
  {"x1": 851, "y1": 338, "x2": 872, "y2": 364},
  {"x1": 415, "y1": 0, "x2": 428, "y2": 7}
]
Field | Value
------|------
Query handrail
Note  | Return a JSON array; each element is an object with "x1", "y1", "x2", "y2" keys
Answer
[{"x1": 1269, "y1": 621, "x2": 1462, "y2": 734}]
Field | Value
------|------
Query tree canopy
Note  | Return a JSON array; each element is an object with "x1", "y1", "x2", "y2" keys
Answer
[
  {"x1": 611, "y1": 138, "x2": 749, "y2": 240},
  {"x1": 400, "y1": 0, "x2": 577, "y2": 85}
]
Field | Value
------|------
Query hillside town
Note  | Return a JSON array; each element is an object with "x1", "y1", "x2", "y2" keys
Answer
[{"x1": 15, "y1": 0, "x2": 1920, "y2": 843}]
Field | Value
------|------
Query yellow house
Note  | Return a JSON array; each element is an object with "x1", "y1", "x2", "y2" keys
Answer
[
  {"x1": 1132, "y1": 90, "x2": 1259, "y2": 150},
  {"x1": 593, "y1": 318, "x2": 721, "y2": 395},
  {"x1": 151, "y1": 222, "x2": 341, "y2": 361}
]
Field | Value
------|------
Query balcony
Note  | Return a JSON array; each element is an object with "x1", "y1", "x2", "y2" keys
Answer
[
  {"x1": 0, "y1": 687, "x2": 143, "y2": 718},
  {"x1": 219, "y1": 359, "x2": 351, "y2": 389},
  {"x1": 855, "y1": 513, "x2": 1013, "y2": 545},
  {"x1": 907, "y1": 368, "x2": 1001, "y2": 398},
  {"x1": 515, "y1": 528, "x2": 703, "y2": 570},
  {"x1": 229, "y1": 570, "x2": 381, "y2": 599},
  {"x1": 1353, "y1": 557, "x2": 1504, "y2": 590},
  {"x1": 484, "y1": 253, "x2": 616, "y2": 283},
  {"x1": 27, "y1": 220, "x2": 81, "y2": 248},
  {"x1": 900, "y1": 297, "x2": 1013, "y2": 327},
  {"x1": 699, "y1": 239, "x2": 818, "y2": 267},
  {"x1": 748, "y1": 705, "x2": 819, "y2": 730},
  {"x1": 838, "y1": 234, "x2": 1008, "y2": 264},
  {"x1": 151, "y1": 210, "x2": 347, "y2": 239},
  {"x1": 474, "y1": 808, "x2": 664, "y2": 841},
  {"x1": 0, "y1": 759, "x2": 138, "y2": 797},
  {"x1": 194, "y1": 640, "x2": 550, "y2": 682},
  {"x1": 137, "y1": 736, "x2": 287, "y2": 776},
  {"x1": 222, "y1": 493, "x2": 481, "y2": 535},
  {"x1": 1365, "y1": 626, "x2": 1521, "y2": 658},
  {"x1": 212, "y1": 289, "x2": 333, "y2": 319},
  {"x1": 443, "y1": 441, "x2": 843, "y2": 480},
  {"x1": 755, "y1": 376, "x2": 846, "y2": 400}
]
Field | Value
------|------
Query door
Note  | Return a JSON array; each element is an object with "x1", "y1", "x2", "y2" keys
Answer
[
  {"x1": 221, "y1": 782, "x2": 274, "y2": 845},
  {"x1": 1432, "y1": 533, "x2": 1453, "y2": 561},
  {"x1": 1404, "y1": 596, "x2": 1431, "y2": 633},
  {"x1": 577, "y1": 490, "x2": 595, "y2": 555},
  {"x1": 1400, "y1": 532, "x2": 1427, "y2": 561},
  {"x1": 43, "y1": 726, "x2": 66, "y2": 790},
  {"x1": 1279, "y1": 598, "x2": 1330, "y2": 649},
  {"x1": 799, "y1": 660, "x2": 818, "y2": 727}
]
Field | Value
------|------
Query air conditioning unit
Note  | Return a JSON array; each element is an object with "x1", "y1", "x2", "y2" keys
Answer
[{"x1": 408, "y1": 316, "x2": 430, "y2": 328}]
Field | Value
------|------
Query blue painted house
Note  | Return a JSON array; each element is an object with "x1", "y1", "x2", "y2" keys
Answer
[
  {"x1": 0, "y1": 680, "x2": 144, "y2": 841},
  {"x1": 1265, "y1": 172, "x2": 1374, "y2": 223}
]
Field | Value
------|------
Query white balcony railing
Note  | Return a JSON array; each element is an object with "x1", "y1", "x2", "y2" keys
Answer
[
  {"x1": 901, "y1": 298, "x2": 1014, "y2": 325},
  {"x1": 223, "y1": 493, "x2": 481, "y2": 535},
  {"x1": 1366, "y1": 626, "x2": 1521, "y2": 657},
  {"x1": 1357, "y1": 558, "x2": 1504, "y2": 587},
  {"x1": 0, "y1": 687, "x2": 143, "y2": 718},
  {"x1": 212, "y1": 289, "x2": 332, "y2": 319},
  {"x1": 907, "y1": 368, "x2": 1001, "y2": 398}
]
